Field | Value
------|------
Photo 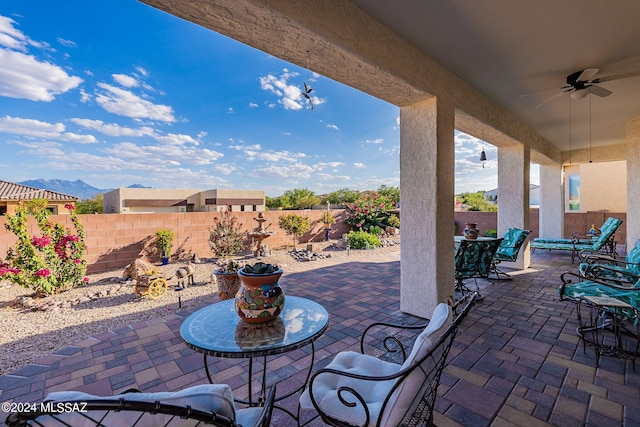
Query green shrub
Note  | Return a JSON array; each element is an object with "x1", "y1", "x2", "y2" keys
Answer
[
  {"x1": 347, "y1": 230, "x2": 381, "y2": 249},
  {"x1": 369, "y1": 225, "x2": 383, "y2": 236},
  {"x1": 155, "y1": 228, "x2": 175, "y2": 258},
  {"x1": 387, "y1": 214, "x2": 400, "y2": 228}
]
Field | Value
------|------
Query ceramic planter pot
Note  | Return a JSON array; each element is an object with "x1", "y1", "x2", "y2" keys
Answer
[
  {"x1": 235, "y1": 268, "x2": 285, "y2": 323},
  {"x1": 213, "y1": 271, "x2": 240, "y2": 301}
]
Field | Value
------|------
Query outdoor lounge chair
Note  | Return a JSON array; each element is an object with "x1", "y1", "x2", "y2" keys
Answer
[
  {"x1": 299, "y1": 292, "x2": 478, "y2": 427},
  {"x1": 533, "y1": 217, "x2": 617, "y2": 245},
  {"x1": 578, "y1": 240, "x2": 640, "y2": 284},
  {"x1": 490, "y1": 228, "x2": 530, "y2": 280},
  {"x1": 455, "y1": 238, "x2": 503, "y2": 298},
  {"x1": 530, "y1": 217, "x2": 622, "y2": 263},
  {"x1": 5, "y1": 384, "x2": 275, "y2": 427}
]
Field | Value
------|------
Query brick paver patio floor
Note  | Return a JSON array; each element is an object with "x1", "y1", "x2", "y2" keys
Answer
[{"x1": 1, "y1": 245, "x2": 639, "y2": 426}]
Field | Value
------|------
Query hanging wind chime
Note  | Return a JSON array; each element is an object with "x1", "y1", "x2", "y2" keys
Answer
[{"x1": 479, "y1": 142, "x2": 487, "y2": 168}]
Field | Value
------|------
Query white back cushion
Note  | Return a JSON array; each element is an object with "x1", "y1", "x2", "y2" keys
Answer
[{"x1": 379, "y1": 303, "x2": 453, "y2": 426}]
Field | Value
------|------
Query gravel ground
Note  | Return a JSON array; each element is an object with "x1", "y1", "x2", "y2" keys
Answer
[{"x1": 0, "y1": 249, "x2": 302, "y2": 376}]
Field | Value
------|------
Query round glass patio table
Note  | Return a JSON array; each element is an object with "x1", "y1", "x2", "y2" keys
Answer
[{"x1": 180, "y1": 295, "x2": 328, "y2": 410}]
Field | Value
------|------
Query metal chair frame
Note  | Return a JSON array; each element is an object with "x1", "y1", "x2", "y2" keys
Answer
[
  {"x1": 5, "y1": 385, "x2": 275, "y2": 427},
  {"x1": 306, "y1": 292, "x2": 478, "y2": 427}
]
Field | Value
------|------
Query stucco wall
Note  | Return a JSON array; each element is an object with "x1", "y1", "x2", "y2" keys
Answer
[
  {"x1": 0, "y1": 210, "x2": 350, "y2": 274},
  {"x1": 563, "y1": 161, "x2": 627, "y2": 213}
]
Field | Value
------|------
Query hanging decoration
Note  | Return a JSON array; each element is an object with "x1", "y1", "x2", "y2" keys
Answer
[
  {"x1": 479, "y1": 142, "x2": 487, "y2": 168},
  {"x1": 301, "y1": 50, "x2": 314, "y2": 110}
]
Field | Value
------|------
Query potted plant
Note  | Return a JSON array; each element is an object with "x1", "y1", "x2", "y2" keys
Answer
[
  {"x1": 486, "y1": 229, "x2": 498, "y2": 238},
  {"x1": 155, "y1": 228, "x2": 175, "y2": 264},
  {"x1": 320, "y1": 210, "x2": 336, "y2": 241},
  {"x1": 235, "y1": 262, "x2": 285, "y2": 323},
  {"x1": 213, "y1": 259, "x2": 241, "y2": 301}
]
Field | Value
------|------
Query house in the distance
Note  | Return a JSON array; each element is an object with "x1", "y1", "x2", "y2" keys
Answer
[
  {"x1": 0, "y1": 180, "x2": 78, "y2": 215},
  {"x1": 484, "y1": 184, "x2": 540, "y2": 208},
  {"x1": 103, "y1": 187, "x2": 265, "y2": 213}
]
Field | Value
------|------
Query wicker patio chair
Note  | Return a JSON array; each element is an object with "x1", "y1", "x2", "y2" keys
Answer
[
  {"x1": 5, "y1": 384, "x2": 275, "y2": 427},
  {"x1": 299, "y1": 292, "x2": 478, "y2": 427},
  {"x1": 490, "y1": 228, "x2": 530, "y2": 280}
]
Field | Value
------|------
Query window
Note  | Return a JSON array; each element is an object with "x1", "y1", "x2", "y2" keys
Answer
[
  {"x1": 240, "y1": 205, "x2": 245, "y2": 212},
  {"x1": 568, "y1": 174, "x2": 580, "y2": 211}
]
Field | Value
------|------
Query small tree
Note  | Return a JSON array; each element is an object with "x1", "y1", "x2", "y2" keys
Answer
[
  {"x1": 209, "y1": 209, "x2": 246, "y2": 258},
  {"x1": 75, "y1": 194, "x2": 104, "y2": 214},
  {"x1": 278, "y1": 214, "x2": 311, "y2": 248}
]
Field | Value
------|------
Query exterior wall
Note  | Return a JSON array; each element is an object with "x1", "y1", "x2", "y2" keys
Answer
[
  {"x1": 103, "y1": 188, "x2": 199, "y2": 214},
  {"x1": 199, "y1": 189, "x2": 265, "y2": 212},
  {"x1": 0, "y1": 200, "x2": 75, "y2": 215},
  {"x1": 0, "y1": 210, "x2": 350, "y2": 274},
  {"x1": 453, "y1": 209, "x2": 625, "y2": 244},
  {"x1": 104, "y1": 188, "x2": 265, "y2": 213},
  {"x1": 563, "y1": 161, "x2": 627, "y2": 213}
]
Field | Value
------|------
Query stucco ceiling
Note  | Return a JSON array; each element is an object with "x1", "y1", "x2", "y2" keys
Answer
[{"x1": 350, "y1": 0, "x2": 640, "y2": 153}]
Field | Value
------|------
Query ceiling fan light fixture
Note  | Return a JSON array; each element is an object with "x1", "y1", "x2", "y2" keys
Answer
[{"x1": 570, "y1": 90, "x2": 589, "y2": 100}]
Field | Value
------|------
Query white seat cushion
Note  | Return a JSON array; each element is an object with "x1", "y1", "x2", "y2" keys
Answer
[
  {"x1": 300, "y1": 303, "x2": 452, "y2": 427},
  {"x1": 39, "y1": 384, "x2": 236, "y2": 427}
]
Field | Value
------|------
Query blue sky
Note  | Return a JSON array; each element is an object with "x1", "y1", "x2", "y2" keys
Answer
[{"x1": 0, "y1": 1, "x2": 536, "y2": 197}]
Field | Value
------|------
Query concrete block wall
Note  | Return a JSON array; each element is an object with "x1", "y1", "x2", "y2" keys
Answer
[{"x1": 0, "y1": 210, "x2": 351, "y2": 274}]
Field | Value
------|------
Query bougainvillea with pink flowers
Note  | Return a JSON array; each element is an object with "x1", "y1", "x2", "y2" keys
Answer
[
  {"x1": 344, "y1": 192, "x2": 395, "y2": 232},
  {"x1": 1, "y1": 200, "x2": 88, "y2": 295}
]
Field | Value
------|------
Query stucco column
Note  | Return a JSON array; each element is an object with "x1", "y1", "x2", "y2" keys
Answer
[
  {"x1": 627, "y1": 118, "x2": 640, "y2": 249},
  {"x1": 539, "y1": 163, "x2": 564, "y2": 239},
  {"x1": 400, "y1": 97, "x2": 455, "y2": 318},
  {"x1": 497, "y1": 144, "x2": 530, "y2": 269}
]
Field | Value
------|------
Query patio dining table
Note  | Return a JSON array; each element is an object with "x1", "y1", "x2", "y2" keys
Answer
[{"x1": 180, "y1": 295, "x2": 329, "y2": 421}]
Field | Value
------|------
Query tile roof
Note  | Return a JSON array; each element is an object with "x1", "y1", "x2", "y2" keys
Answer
[{"x1": 0, "y1": 180, "x2": 78, "y2": 201}]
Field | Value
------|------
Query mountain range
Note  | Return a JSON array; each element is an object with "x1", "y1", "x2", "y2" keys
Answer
[{"x1": 18, "y1": 179, "x2": 147, "y2": 199}]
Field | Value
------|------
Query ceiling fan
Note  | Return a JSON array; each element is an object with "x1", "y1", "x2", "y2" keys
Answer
[{"x1": 526, "y1": 67, "x2": 640, "y2": 108}]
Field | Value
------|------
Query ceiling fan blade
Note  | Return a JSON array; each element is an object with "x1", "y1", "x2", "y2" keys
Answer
[
  {"x1": 588, "y1": 85, "x2": 612, "y2": 97},
  {"x1": 577, "y1": 68, "x2": 599, "y2": 82},
  {"x1": 536, "y1": 89, "x2": 571, "y2": 108},
  {"x1": 595, "y1": 69, "x2": 640, "y2": 83}
]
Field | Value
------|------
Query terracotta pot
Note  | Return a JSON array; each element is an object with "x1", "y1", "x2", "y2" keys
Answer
[{"x1": 235, "y1": 269, "x2": 285, "y2": 323}]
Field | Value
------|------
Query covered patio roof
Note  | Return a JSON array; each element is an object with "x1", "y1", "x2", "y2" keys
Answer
[{"x1": 137, "y1": 0, "x2": 640, "y2": 316}]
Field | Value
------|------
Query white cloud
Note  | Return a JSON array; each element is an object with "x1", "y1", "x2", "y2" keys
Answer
[
  {"x1": 249, "y1": 102, "x2": 258, "y2": 108},
  {"x1": 0, "y1": 115, "x2": 96, "y2": 143},
  {"x1": 354, "y1": 162, "x2": 366, "y2": 168},
  {"x1": 0, "y1": 49, "x2": 82, "y2": 101},
  {"x1": 153, "y1": 133, "x2": 199, "y2": 146},
  {"x1": 252, "y1": 162, "x2": 313, "y2": 180},
  {"x1": 0, "y1": 16, "x2": 82, "y2": 101},
  {"x1": 327, "y1": 124, "x2": 340, "y2": 131},
  {"x1": 259, "y1": 69, "x2": 325, "y2": 110},
  {"x1": 314, "y1": 162, "x2": 343, "y2": 170},
  {"x1": 229, "y1": 144, "x2": 261, "y2": 151},
  {"x1": 95, "y1": 83, "x2": 175, "y2": 122},
  {"x1": 71, "y1": 118, "x2": 153, "y2": 137},
  {"x1": 365, "y1": 138, "x2": 383, "y2": 144},
  {"x1": 112, "y1": 73, "x2": 139, "y2": 88},
  {"x1": 57, "y1": 38, "x2": 77, "y2": 48}
]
